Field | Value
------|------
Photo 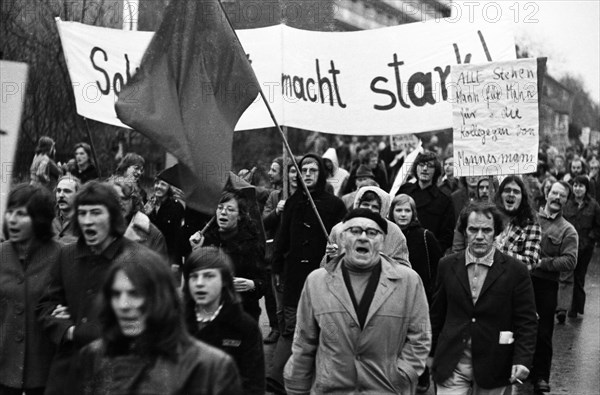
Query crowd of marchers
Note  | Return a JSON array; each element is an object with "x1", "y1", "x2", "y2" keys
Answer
[{"x1": 1, "y1": 134, "x2": 599, "y2": 395}]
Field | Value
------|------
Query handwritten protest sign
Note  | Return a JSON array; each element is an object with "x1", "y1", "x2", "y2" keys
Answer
[
  {"x1": 390, "y1": 134, "x2": 419, "y2": 152},
  {"x1": 451, "y1": 58, "x2": 539, "y2": 177}
]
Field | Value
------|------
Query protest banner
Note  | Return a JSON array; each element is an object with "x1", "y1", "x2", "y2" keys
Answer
[
  {"x1": 451, "y1": 58, "x2": 540, "y2": 177},
  {"x1": 56, "y1": 18, "x2": 517, "y2": 135},
  {"x1": 0, "y1": 61, "x2": 29, "y2": 230}
]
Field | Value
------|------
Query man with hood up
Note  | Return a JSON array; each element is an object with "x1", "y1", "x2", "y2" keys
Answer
[
  {"x1": 322, "y1": 148, "x2": 350, "y2": 196},
  {"x1": 326, "y1": 186, "x2": 410, "y2": 266},
  {"x1": 268, "y1": 153, "x2": 347, "y2": 394}
]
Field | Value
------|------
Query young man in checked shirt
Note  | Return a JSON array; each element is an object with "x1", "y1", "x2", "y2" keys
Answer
[{"x1": 493, "y1": 176, "x2": 542, "y2": 270}]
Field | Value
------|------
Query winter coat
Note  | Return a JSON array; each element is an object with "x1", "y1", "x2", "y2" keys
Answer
[
  {"x1": 37, "y1": 237, "x2": 151, "y2": 395},
  {"x1": 188, "y1": 302, "x2": 265, "y2": 395},
  {"x1": 203, "y1": 225, "x2": 265, "y2": 321},
  {"x1": 398, "y1": 182, "x2": 455, "y2": 252},
  {"x1": 72, "y1": 337, "x2": 242, "y2": 395},
  {"x1": 0, "y1": 239, "x2": 61, "y2": 389},
  {"x1": 74, "y1": 165, "x2": 99, "y2": 184},
  {"x1": 563, "y1": 196, "x2": 600, "y2": 251},
  {"x1": 401, "y1": 221, "x2": 442, "y2": 299},
  {"x1": 284, "y1": 254, "x2": 431, "y2": 394},
  {"x1": 273, "y1": 154, "x2": 347, "y2": 307},
  {"x1": 147, "y1": 196, "x2": 185, "y2": 265}
]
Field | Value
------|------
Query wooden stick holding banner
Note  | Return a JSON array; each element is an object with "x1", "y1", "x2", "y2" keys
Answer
[{"x1": 217, "y1": 0, "x2": 329, "y2": 240}]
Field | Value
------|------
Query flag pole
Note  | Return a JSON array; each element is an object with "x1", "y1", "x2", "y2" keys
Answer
[
  {"x1": 83, "y1": 117, "x2": 102, "y2": 178},
  {"x1": 217, "y1": 0, "x2": 329, "y2": 240}
]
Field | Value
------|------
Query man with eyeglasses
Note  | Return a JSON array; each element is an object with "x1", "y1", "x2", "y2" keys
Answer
[
  {"x1": 268, "y1": 153, "x2": 347, "y2": 394},
  {"x1": 284, "y1": 208, "x2": 430, "y2": 394},
  {"x1": 398, "y1": 151, "x2": 455, "y2": 252}
]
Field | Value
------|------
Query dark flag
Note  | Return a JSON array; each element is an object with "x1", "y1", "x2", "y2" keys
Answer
[{"x1": 115, "y1": 0, "x2": 259, "y2": 214}]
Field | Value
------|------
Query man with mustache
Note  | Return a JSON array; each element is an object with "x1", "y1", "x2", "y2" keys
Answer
[
  {"x1": 37, "y1": 181, "x2": 150, "y2": 395},
  {"x1": 530, "y1": 181, "x2": 578, "y2": 393},
  {"x1": 52, "y1": 175, "x2": 81, "y2": 244},
  {"x1": 284, "y1": 209, "x2": 430, "y2": 394}
]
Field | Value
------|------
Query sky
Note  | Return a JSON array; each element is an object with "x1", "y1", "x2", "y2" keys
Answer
[{"x1": 453, "y1": 0, "x2": 600, "y2": 103}]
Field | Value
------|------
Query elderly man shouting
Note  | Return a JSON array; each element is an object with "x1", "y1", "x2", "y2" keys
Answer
[{"x1": 284, "y1": 208, "x2": 431, "y2": 394}]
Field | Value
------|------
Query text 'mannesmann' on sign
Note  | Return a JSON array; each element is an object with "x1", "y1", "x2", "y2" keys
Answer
[{"x1": 451, "y1": 58, "x2": 539, "y2": 177}]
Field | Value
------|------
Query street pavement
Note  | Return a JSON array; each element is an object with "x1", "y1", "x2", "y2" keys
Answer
[{"x1": 259, "y1": 249, "x2": 600, "y2": 394}]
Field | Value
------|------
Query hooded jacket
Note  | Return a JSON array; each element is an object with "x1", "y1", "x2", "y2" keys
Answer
[
  {"x1": 273, "y1": 153, "x2": 347, "y2": 307},
  {"x1": 326, "y1": 186, "x2": 410, "y2": 265},
  {"x1": 322, "y1": 148, "x2": 349, "y2": 196}
]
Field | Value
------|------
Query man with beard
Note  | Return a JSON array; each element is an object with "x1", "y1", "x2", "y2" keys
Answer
[
  {"x1": 493, "y1": 176, "x2": 542, "y2": 270},
  {"x1": 284, "y1": 209, "x2": 430, "y2": 394},
  {"x1": 398, "y1": 151, "x2": 455, "y2": 252},
  {"x1": 530, "y1": 181, "x2": 578, "y2": 394},
  {"x1": 53, "y1": 175, "x2": 81, "y2": 244},
  {"x1": 268, "y1": 153, "x2": 347, "y2": 394},
  {"x1": 37, "y1": 181, "x2": 150, "y2": 395}
]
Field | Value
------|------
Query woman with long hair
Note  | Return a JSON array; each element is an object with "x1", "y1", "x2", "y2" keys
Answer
[
  {"x1": 0, "y1": 184, "x2": 61, "y2": 395},
  {"x1": 190, "y1": 191, "x2": 265, "y2": 321},
  {"x1": 389, "y1": 193, "x2": 441, "y2": 393},
  {"x1": 73, "y1": 142, "x2": 99, "y2": 183},
  {"x1": 114, "y1": 152, "x2": 147, "y2": 202},
  {"x1": 30, "y1": 136, "x2": 61, "y2": 189},
  {"x1": 562, "y1": 175, "x2": 600, "y2": 318},
  {"x1": 71, "y1": 248, "x2": 241, "y2": 394},
  {"x1": 183, "y1": 247, "x2": 265, "y2": 394}
]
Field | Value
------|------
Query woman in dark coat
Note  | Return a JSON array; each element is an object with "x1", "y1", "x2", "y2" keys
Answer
[
  {"x1": 73, "y1": 142, "x2": 99, "y2": 183},
  {"x1": 184, "y1": 247, "x2": 265, "y2": 395},
  {"x1": 390, "y1": 194, "x2": 442, "y2": 300},
  {"x1": 562, "y1": 175, "x2": 600, "y2": 317},
  {"x1": 0, "y1": 184, "x2": 61, "y2": 395},
  {"x1": 71, "y1": 248, "x2": 241, "y2": 395},
  {"x1": 389, "y1": 193, "x2": 442, "y2": 393},
  {"x1": 189, "y1": 191, "x2": 265, "y2": 321}
]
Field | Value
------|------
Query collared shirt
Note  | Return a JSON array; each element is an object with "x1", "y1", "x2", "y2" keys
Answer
[
  {"x1": 539, "y1": 207, "x2": 559, "y2": 220},
  {"x1": 465, "y1": 247, "x2": 495, "y2": 304}
]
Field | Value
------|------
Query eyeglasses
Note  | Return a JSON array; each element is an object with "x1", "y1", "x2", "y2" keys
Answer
[
  {"x1": 217, "y1": 205, "x2": 238, "y2": 214},
  {"x1": 345, "y1": 226, "x2": 382, "y2": 239},
  {"x1": 417, "y1": 162, "x2": 436, "y2": 169}
]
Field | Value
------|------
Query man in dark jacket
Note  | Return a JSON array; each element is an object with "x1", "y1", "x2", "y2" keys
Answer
[
  {"x1": 267, "y1": 153, "x2": 347, "y2": 393},
  {"x1": 430, "y1": 202, "x2": 537, "y2": 394},
  {"x1": 37, "y1": 181, "x2": 152, "y2": 395},
  {"x1": 398, "y1": 151, "x2": 455, "y2": 252}
]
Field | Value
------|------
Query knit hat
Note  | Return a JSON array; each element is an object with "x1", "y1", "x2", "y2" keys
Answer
[{"x1": 343, "y1": 208, "x2": 388, "y2": 234}]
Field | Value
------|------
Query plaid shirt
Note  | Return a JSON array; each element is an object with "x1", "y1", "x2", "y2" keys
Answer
[{"x1": 495, "y1": 219, "x2": 542, "y2": 270}]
